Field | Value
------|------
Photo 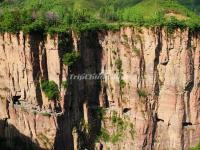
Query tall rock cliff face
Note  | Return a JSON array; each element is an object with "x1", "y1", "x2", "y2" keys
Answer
[{"x1": 0, "y1": 27, "x2": 199, "y2": 150}]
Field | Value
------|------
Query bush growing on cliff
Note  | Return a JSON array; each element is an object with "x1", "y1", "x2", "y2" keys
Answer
[
  {"x1": 96, "y1": 111, "x2": 135, "y2": 144},
  {"x1": 115, "y1": 59, "x2": 126, "y2": 91},
  {"x1": 190, "y1": 143, "x2": 200, "y2": 150},
  {"x1": 41, "y1": 80, "x2": 59, "y2": 100},
  {"x1": 0, "y1": 9, "x2": 21, "y2": 32},
  {"x1": 97, "y1": 128, "x2": 110, "y2": 143},
  {"x1": 166, "y1": 16, "x2": 186, "y2": 34},
  {"x1": 95, "y1": 107, "x2": 107, "y2": 120},
  {"x1": 63, "y1": 52, "x2": 80, "y2": 66},
  {"x1": 137, "y1": 88, "x2": 148, "y2": 98},
  {"x1": 132, "y1": 47, "x2": 141, "y2": 56},
  {"x1": 61, "y1": 80, "x2": 68, "y2": 89}
]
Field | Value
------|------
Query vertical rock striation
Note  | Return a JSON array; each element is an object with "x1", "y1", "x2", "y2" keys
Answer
[{"x1": 0, "y1": 27, "x2": 199, "y2": 150}]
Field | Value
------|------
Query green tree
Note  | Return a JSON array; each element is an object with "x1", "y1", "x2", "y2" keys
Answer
[
  {"x1": 0, "y1": 9, "x2": 21, "y2": 32},
  {"x1": 63, "y1": 52, "x2": 80, "y2": 66},
  {"x1": 41, "y1": 80, "x2": 59, "y2": 100}
]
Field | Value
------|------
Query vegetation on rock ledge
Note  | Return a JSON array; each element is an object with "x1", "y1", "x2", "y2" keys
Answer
[
  {"x1": 96, "y1": 111, "x2": 135, "y2": 144},
  {"x1": 0, "y1": 0, "x2": 200, "y2": 33},
  {"x1": 137, "y1": 88, "x2": 148, "y2": 98},
  {"x1": 41, "y1": 79, "x2": 59, "y2": 100},
  {"x1": 63, "y1": 52, "x2": 80, "y2": 66}
]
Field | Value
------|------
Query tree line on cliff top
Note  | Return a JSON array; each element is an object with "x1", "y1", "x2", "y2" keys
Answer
[{"x1": 0, "y1": 0, "x2": 200, "y2": 33}]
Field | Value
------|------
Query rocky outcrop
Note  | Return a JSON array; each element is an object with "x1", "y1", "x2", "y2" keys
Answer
[{"x1": 0, "y1": 27, "x2": 199, "y2": 150}]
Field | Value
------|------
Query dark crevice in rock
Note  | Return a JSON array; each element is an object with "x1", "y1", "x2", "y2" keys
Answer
[
  {"x1": 182, "y1": 122, "x2": 193, "y2": 126},
  {"x1": 12, "y1": 96, "x2": 21, "y2": 105},
  {"x1": 103, "y1": 86, "x2": 109, "y2": 108},
  {"x1": 76, "y1": 31, "x2": 102, "y2": 150},
  {"x1": 58, "y1": 32, "x2": 74, "y2": 87},
  {"x1": 55, "y1": 31, "x2": 104, "y2": 150},
  {"x1": 154, "y1": 113, "x2": 164, "y2": 122},
  {"x1": 29, "y1": 33, "x2": 44, "y2": 107},
  {"x1": 123, "y1": 108, "x2": 131, "y2": 113},
  {"x1": 16, "y1": 33, "x2": 20, "y2": 45},
  {"x1": 40, "y1": 37, "x2": 48, "y2": 81},
  {"x1": 151, "y1": 27, "x2": 163, "y2": 150},
  {"x1": 138, "y1": 35, "x2": 146, "y2": 89},
  {"x1": 185, "y1": 31, "x2": 194, "y2": 92}
]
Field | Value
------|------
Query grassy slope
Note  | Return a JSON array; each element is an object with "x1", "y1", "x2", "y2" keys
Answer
[
  {"x1": 0, "y1": 0, "x2": 200, "y2": 33},
  {"x1": 120, "y1": 0, "x2": 199, "y2": 21},
  {"x1": 178, "y1": 0, "x2": 200, "y2": 13}
]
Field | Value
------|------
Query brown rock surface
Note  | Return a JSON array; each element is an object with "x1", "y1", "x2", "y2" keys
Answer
[{"x1": 0, "y1": 28, "x2": 199, "y2": 150}]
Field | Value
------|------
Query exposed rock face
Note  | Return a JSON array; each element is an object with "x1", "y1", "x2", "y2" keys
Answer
[{"x1": 0, "y1": 28, "x2": 199, "y2": 150}]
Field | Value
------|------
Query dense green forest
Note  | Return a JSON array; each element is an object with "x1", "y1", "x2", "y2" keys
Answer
[
  {"x1": 0, "y1": 0, "x2": 200, "y2": 33},
  {"x1": 179, "y1": 0, "x2": 200, "y2": 13}
]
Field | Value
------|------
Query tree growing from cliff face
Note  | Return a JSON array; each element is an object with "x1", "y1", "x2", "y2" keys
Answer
[
  {"x1": 61, "y1": 80, "x2": 68, "y2": 89},
  {"x1": 96, "y1": 111, "x2": 135, "y2": 144},
  {"x1": 115, "y1": 58, "x2": 126, "y2": 97},
  {"x1": 63, "y1": 52, "x2": 80, "y2": 66},
  {"x1": 41, "y1": 80, "x2": 59, "y2": 100}
]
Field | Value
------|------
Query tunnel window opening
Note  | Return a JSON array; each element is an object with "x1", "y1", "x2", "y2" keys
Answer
[
  {"x1": 182, "y1": 122, "x2": 192, "y2": 126},
  {"x1": 123, "y1": 108, "x2": 131, "y2": 114},
  {"x1": 156, "y1": 118, "x2": 164, "y2": 122},
  {"x1": 103, "y1": 87, "x2": 109, "y2": 108},
  {"x1": 155, "y1": 113, "x2": 164, "y2": 122},
  {"x1": 12, "y1": 96, "x2": 21, "y2": 105}
]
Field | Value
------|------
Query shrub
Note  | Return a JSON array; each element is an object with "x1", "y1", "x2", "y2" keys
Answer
[
  {"x1": 41, "y1": 79, "x2": 59, "y2": 100},
  {"x1": 96, "y1": 107, "x2": 106, "y2": 120},
  {"x1": 42, "y1": 112, "x2": 51, "y2": 117},
  {"x1": 110, "y1": 133, "x2": 122, "y2": 143},
  {"x1": 110, "y1": 111, "x2": 129, "y2": 143},
  {"x1": 22, "y1": 18, "x2": 46, "y2": 33},
  {"x1": 132, "y1": 47, "x2": 140, "y2": 56},
  {"x1": 166, "y1": 16, "x2": 186, "y2": 34},
  {"x1": 129, "y1": 123, "x2": 135, "y2": 140},
  {"x1": 0, "y1": 9, "x2": 21, "y2": 32},
  {"x1": 63, "y1": 52, "x2": 80, "y2": 66},
  {"x1": 189, "y1": 143, "x2": 200, "y2": 150},
  {"x1": 61, "y1": 80, "x2": 68, "y2": 89},
  {"x1": 115, "y1": 59, "x2": 126, "y2": 90},
  {"x1": 96, "y1": 111, "x2": 135, "y2": 144},
  {"x1": 120, "y1": 79, "x2": 126, "y2": 89},
  {"x1": 72, "y1": 9, "x2": 93, "y2": 25},
  {"x1": 137, "y1": 88, "x2": 148, "y2": 98},
  {"x1": 99, "y1": 5, "x2": 119, "y2": 21},
  {"x1": 97, "y1": 128, "x2": 110, "y2": 143},
  {"x1": 115, "y1": 59, "x2": 122, "y2": 73}
]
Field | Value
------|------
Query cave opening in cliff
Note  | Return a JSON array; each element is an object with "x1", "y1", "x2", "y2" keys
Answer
[
  {"x1": 182, "y1": 122, "x2": 193, "y2": 126},
  {"x1": 12, "y1": 96, "x2": 21, "y2": 105},
  {"x1": 123, "y1": 108, "x2": 131, "y2": 113}
]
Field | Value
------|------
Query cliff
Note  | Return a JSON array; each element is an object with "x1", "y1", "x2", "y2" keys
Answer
[{"x1": 0, "y1": 27, "x2": 199, "y2": 150}]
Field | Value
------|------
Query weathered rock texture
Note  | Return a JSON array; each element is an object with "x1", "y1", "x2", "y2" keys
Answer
[{"x1": 0, "y1": 27, "x2": 199, "y2": 150}]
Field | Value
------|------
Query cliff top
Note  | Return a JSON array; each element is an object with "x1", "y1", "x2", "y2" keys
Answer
[{"x1": 0, "y1": 0, "x2": 200, "y2": 33}]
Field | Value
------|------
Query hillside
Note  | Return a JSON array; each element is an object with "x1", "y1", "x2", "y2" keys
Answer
[
  {"x1": 178, "y1": 0, "x2": 200, "y2": 13},
  {"x1": 120, "y1": 0, "x2": 199, "y2": 21},
  {"x1": 0, "y1": 0, "x2": 200, "y2": 33}
]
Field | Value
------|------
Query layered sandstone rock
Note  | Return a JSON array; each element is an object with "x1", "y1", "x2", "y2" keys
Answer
[{"x1": 0, "y1": 27, "x2": 199, "y2": 150}]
